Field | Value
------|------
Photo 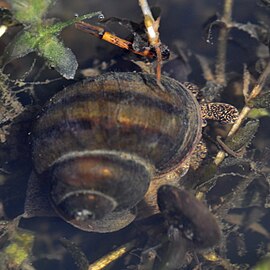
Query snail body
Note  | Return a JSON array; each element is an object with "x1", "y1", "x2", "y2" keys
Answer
[{"x1": 30, "y1": 72, "x2": 202, "y2": 232}]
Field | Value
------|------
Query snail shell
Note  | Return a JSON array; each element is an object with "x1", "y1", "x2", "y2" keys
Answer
[{"x1": 31, "y1": 72, "x2": 202, "y2": 232}]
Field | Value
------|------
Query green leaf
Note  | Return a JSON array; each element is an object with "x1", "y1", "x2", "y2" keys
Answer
[
  {"x1": 1, "y1": 9, "x2": 102, "y2": 78},
  {"x1": 225, "y1": 119, "x2": 260, "y2": 151},
  {"x1": 253, "y1": 257, "x2": 270, "y2": 270},
  {"x1": 46, "y1": 11, "x2": 103, "y2": 35},
  {"x1": 2, "y1": 30, "x2": 37, "y2": 65},
  {"x1": 248, "y1": 108, "x2": 270, "y2": 119},
  {"x1": 7, "y1": 0, "x2": 53, "y2": 24},
  {"x1": 0, "y1": 228, "x2": 34, "y2": 267},
  {"x1": 38, "y1": 36, "x2": 78, "y2": 79}
]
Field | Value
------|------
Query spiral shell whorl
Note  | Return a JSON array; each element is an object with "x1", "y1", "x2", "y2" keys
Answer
[
  {"x1": 49, "y1": 150, "x2": 152, "y2": 222},
  {"x1": 32, "y1": 72, "x2": 202, "y2": 232}
]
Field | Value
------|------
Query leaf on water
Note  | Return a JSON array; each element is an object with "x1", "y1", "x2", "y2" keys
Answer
[
  {"x1": 7, "y1": 0, "x2": 53, "y2": 24},
  {"x1": 38, "y1": 36, "x2": 78, "y2": 79},
  {"x1": 2, "y1": 30, "x2": 37, "y2": 65}
]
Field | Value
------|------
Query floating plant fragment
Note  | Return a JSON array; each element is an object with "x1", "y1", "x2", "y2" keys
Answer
[{"x1": 2, "y1": 0, "x2": 102, "y2": 79}]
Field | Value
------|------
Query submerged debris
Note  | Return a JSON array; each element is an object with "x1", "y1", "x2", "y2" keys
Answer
[{"x1": 0, "y1": 71, "x2": 23, "y2": 143}]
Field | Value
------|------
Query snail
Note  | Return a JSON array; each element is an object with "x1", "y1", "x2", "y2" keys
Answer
[{"x1": 24, "y1": 72, "x2": 238, "y2": 233}]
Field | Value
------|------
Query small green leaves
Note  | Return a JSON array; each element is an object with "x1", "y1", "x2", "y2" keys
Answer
[
  {"x1": 225, "y1": 120, "x2": 260, "y2": 151},
  {"x1": 246, "y1": 92, "x2": 270, "y2": 119},
  {"x1": 2, "y1": 30, "x2": 37, "y2": 64},
  {"x1": 2, "y1": 6, "x2": 102, "y2": 79},
  {"x1": 3, "y1": 231, "x2": 34, "y2": 266},
  {"x1": 38, "y1": 36, "x2": 78, "y2": 79},
  {"x1": 7, "y1": 0, "x2": 53, "y2": 24},
  {"x1": 0, "y1": 227, "x2": 34, "y2": 268}
]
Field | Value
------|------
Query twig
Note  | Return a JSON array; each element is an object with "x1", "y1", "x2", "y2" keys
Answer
[
  {"x1": 242, "y1": 65, "x2": 251, "y2": 102},
  {"x1": 196, "y1": 55, "x2": 215, "y2": 82},
  {"x1": 214, "y1": 60, "x2": 270, "y2": 165},
  {"x1": 0, "y1": 25, "x2": 7, "y2": 37},
  {"x1": 215, "y1": 0, "x2": 234, "y2": 85},
  {"x1": 216, "y1": 136, "x2": 244, "y2": 158},
  {"x1": 138, "y1": 0, "x2": 162, "y2": 81},
  {"x1": 88, "y1": 241, "x2": 136, "y2": 270}
]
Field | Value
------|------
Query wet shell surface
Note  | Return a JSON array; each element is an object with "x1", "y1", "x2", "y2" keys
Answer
[{"x1": 31, "y1": 72, "x2": 202, "y2": 232}]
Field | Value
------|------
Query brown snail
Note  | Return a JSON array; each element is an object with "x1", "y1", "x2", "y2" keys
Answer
[{"x1": 24, "y1": 72, "x2": 238, "y2": 232}]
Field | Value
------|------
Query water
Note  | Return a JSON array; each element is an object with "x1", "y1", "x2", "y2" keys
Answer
[{"x1": 0, "y1": 0, "x2": 270, "y2": 269}]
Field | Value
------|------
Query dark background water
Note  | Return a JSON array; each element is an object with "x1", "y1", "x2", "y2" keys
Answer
[{"x1": 0, "y1": 0, "x2": 270, "y2": 269}]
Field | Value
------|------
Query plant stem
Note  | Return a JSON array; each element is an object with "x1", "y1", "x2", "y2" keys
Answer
[
  {"x1": 214, "y1": 61, "x2": 270, "y2": 165},
  {"x1": 48, "y1": 11, "x2": 103, "y2": 35},
  {"x1": 138, "y1": 0, "x2": 154, "y2": 21},
  {"x1": 138, "y1": 0, "x2": 162, "y2": 81},
  {"x1": 88, "y1": 241, "x2": 135, "y2": 270},
  {"x1": 215, "y1": 0, "x2": 234, "y2": 85}
]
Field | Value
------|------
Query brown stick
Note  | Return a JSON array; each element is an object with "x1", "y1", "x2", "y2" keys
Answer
[
  {"x1": 138, "y1": 0, "x2": 162, "y2": 81},
  {"x1": 215, "y1": 0, "x2": 234, "y2": 85}
]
